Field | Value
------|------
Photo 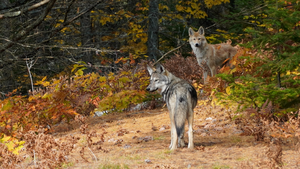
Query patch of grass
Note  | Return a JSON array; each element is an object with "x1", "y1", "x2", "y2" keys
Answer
[
  {"x1": 153, "y1": 136, "x2": 165, "y2": 140},
  {"x1": 121, "y1": 154, "x2": 141, "y2": 161},
  {"x1": 61, "y1": 162, "x2": 74, "y2": 168},
  {"x1": 78, "y1": 136, "x2": 87, "y2": 146},
  {"x1": 163, "y1": 149, "x2": 173, "y2": 154},
  {"x1": 230, "y1": 136, "x2": 241, "y2": 143},
  {"x1": 236, "y1": 157, "x2": 245, "y2": 161},
  {"x1": 212, "y1": 163, "x2": 231, "y2": 169},
  {"x1": 155, "y1": 150, "x2": 172, "y2": 159},
  {"x1": 98, "y1": 163, "x2": 130, "y2": 169}
]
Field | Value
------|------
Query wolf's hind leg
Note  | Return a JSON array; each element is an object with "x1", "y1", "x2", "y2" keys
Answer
[
  {"x1": 178, "y1": 134, "x2": 185, "y2": 147},
  {"x1": 169, "y1": 114, "x2": 177, "y2": 150},
  {"x1": 187, "y1": 109, "x2": 194, "y2": 149},
  {"x1": 169, "y1": 116, "x2": 178, "y2": 150}
]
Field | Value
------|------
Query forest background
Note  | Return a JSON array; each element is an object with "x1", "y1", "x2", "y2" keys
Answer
[{"x1": 0, "y1": 0, "x2": 299, "y2": 168}]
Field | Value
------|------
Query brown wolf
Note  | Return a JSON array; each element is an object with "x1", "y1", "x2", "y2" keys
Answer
[
  {"x1": 189, "y1": 26, "x2": 237, "y2": 82},
  {"x1": 146, "y1": 64, "x2": 198, "y2": 150}
]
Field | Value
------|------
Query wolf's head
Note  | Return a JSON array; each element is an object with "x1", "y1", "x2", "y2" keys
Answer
[
  {"x1": 146, "y1": 64, "x2": 170, "y2": 92},
  {"x1": 189, "y1": 26, "x2": 207, "y2": 48}
]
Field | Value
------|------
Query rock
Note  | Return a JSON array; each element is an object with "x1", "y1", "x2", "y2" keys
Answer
[
  {"x1": 214, "y1": 127, "x2": 223, "y2": 131},
  {"x1": 123, "y1": 144, "x2": 131, "y2": 149},
  {"x1": 205, "y1": 117, "x2": 213, "y2": 121},
  {"x1": 194, "y1": 129, "x2": 206, "y2": 133},
  {"x1": 145, "y1": 159, "x2": 151, "y2": 163},
  {"x1": 232, "y1": 129, "x2": 243, "y2": 134},
  {"x1": 159, "y1": 127, "x2": 166, "y2": 131},
  {"x1": 94, "y1": 111, "x2": 106, "y2": 117}
]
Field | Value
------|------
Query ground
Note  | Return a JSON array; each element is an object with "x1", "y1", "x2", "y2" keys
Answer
[{"x1": 48, "y1": 105, "x2": 299, "y2": 169}]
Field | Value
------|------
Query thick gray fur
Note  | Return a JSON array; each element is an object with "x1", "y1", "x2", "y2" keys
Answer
[{"x1": 146, "y1": 64, "x2": 197, "y2": 150}]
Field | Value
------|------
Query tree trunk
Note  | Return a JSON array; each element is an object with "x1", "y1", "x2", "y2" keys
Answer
[
  {"x1": 79, "y1": 4, "x2": 93, "y2": 64},
  {"x1": 147, "y1": 0, "x2": 159, "y2": 61}
]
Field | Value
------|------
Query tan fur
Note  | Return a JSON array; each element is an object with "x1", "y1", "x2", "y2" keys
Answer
[{"x1": 189, "y1": 26, "x2": 237, "y2": 83}]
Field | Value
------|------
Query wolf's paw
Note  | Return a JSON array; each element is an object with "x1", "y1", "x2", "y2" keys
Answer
[
  {"x1": 178, "y1": 139, "x2": 185, "y2": 148},
  {"x1": 187, "y1": 143, "x2": 194, "y2": 149},
  {"x1": 169, "y1": 145, "x2": 177, "y2": 150}
]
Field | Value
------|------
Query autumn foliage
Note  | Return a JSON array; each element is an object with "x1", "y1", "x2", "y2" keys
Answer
[
  {"x1": 0, "y1": 61, "x2": 151, "y2": 138},
  {"x1": 0, "y1": 1, "x2": 300, "y2": 168}
]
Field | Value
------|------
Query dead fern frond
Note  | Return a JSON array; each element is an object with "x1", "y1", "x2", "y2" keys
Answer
[{"x1": 266, "y1": 137, "x2": 283, "y2": 168}]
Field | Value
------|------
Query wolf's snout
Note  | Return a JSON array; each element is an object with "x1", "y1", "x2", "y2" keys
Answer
[
  {"x1": 146, "y1": 87, "x2": 150, "y2": 91},
  {"x1": 195, "y1": 43, "x2": 199, "y2": 47}
]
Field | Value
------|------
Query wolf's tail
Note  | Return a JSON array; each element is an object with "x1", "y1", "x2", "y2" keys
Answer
[{"x1": 174, "y1": 95, "x2": 188, "y2": 139}]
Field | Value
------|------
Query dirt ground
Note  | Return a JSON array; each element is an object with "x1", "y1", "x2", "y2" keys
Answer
[{"x1": 50, "y1": 105, "x2": 300, "y2": 169}]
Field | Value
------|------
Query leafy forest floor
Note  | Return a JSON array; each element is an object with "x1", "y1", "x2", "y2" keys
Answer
[{"x1": 21, "y1": 104, "x2": 300, "y2": 169}]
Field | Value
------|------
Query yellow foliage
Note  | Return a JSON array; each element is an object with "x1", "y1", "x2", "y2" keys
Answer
[
  {"x1": 226, "y1": 86, "x2": 231, "y2": 95},
  {"x1": 159, "y1": 4, "x2": 169, "y2": 10},
  {"x1": 0, "y1": 135, "x2": 25, "y2": 155},
  {"x1": 204, "y1": 0, "x2": 230, "y2": 8}
]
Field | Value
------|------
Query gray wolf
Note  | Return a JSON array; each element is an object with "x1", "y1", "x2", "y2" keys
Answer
[
  {"x1": 189, "y1": 26, "x2": 237, "y2": 83},
  {"x1": 146, "y1": 64, "x2": 198, "y2": 150}
]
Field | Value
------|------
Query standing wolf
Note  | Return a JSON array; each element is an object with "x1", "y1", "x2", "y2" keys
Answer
[
  {"x1": 146, "y1": 64, "x2": 198, "y2": 150},
  {"x1": 189, "y1": 26, "x2": 237, "y2": 83}
]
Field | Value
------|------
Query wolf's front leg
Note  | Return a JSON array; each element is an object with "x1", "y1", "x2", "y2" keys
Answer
[
  {"x1": 169, "y1": 130, "x2": 173, "y2": 149},
  {"x1": 210, "y1": 65, "x2": 217, "y2": 77},
  {"x1": 203, "y1": 71, "x2": 208, "y2": 83}
]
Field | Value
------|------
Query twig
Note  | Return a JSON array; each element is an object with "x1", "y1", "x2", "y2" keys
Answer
[
  {"x1": 26, "y1": 60, "x2": 34, "y2": 92},
  {"x1": 152, "y1": 42, "x2": 188, "y2": 66},
  {"x1": 205, "y1": 24, "x2": 216, "y2": 29},
  {"x1": 68, "y1": 59, "x2": 117, "y2": 69},
  {"x1": 0, "y1": 0, "x2": 51, "y2": 19},
  {"x1": 33, "y1": 150, "x2": 36, "y2": 167},
  {"x1": 63, "y1": 0, "x2": 76, "y2": 23},
  {"x1": 88, "y1": 147, "x2": 98, "y2": 162},
  {"x1": 0, "y1": 0, "x2": 56, "y2": 53},
  {"x1": 0, "y1": 38, "x2": 119, "y2": 53}
]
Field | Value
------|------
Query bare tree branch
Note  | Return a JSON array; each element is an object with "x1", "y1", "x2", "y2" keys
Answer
[
  {"x1": 0, "y1": 0, "x2": 56, "y2": 54},
  {"x1": 0, "y1": 0, "x2": 51, "y2": 19},
  {"x1": 68, "y1": 58, "x2": 117, "y2": 70},
  {"x1": 0, "y1": 0, "x2": 35, "y2": 11},
  {"x1": 0, "y1": 38, "x2": 119, "y2": 54},
  {"x1": 51, "y1": 0, "x2": 104, "y2": 34},
  {"x1": 152, "y1": 42, "x2": 188, "y2": 66},
  {"x1": 6, "y1": 0, "x2": 105, "y2": 48},
  {"x1": 63, "y1": 0, "x2": 76, "y2": 22}
]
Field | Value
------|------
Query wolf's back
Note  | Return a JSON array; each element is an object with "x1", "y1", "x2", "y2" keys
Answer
[{"x1": 165, "y1": 79, "x2": 197, "y2": 140}]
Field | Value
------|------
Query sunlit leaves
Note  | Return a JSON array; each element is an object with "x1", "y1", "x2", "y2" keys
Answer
[
  {"x1": 0, "y1": 62, "x2": 150, "y2": 137},
  {"x1": 204, "y1": 0, "x2": 230, "y2": 8},
  {"x1": 0, "y1": 135, "x2": 25, "y2": 155},
  {"x1": 92, "y1": 0, "x2": 230, "y2": 61}
]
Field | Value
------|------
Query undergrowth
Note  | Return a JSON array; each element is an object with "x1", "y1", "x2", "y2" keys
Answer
[{"x1": 0, "y1": 40, "x2": 300, "y2": 169}]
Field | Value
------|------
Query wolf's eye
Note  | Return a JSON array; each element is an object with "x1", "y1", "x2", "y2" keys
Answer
[
  {"x1": 193, "y1": 38, "x2": 196, "y2": 40},
  {"x1": 154, "y1": 79, "x2": 158, "y2": 82},
  {"x1": 198, "y1": 38, "x2": 201, "y2": 40}
]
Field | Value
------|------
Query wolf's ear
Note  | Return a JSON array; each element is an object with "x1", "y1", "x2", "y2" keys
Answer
[
  {"x1": 156, "y1": 64, "x2": 165, "y2": 74},
  {"x1": 188, "y1": 27, "x2": 195, "y2": 36},
  {"x1": 198, "y1": 26, "x2": 205, "y2": 35},
  {"x1": 147, "y1": 65, "x2": 154, "y2": 75}
]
